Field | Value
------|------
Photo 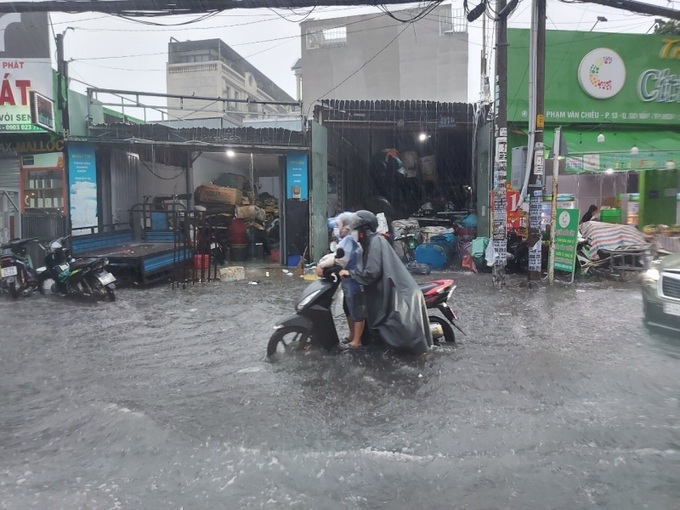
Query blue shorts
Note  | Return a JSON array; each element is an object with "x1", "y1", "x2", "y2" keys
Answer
[{"x1": 343, "y1": 290, "x2": 366, "y2": 322}]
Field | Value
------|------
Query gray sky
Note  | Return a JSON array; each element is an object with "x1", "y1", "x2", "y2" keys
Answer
[{"x1": 44, "y1": 0, "x2": 675, "y2": 112}]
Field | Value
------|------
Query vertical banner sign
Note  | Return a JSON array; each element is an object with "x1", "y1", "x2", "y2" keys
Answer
[
  {"x1": 506, "y1": 188, "x2": 521, "y2": 231},
  {"x1": 492, "y1": 130, "x2": 508, "y2": 266},
  {"x1": 553, "y1": 208, "x2": 579, "y2": 273},
  {"x1": 68, "y1": 143, "x2": 98, "y2": 232},
  {"x1": 286, "y1": 152, "x2": 308, "y2": 200},
  {"x1": 528, "y1": 189, "x2": 543, "y2": 272},
  {"x1": 528, "y1": 140, "x2": 545, "y2": 273}
]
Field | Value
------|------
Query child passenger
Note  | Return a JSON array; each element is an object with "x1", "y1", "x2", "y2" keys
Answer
[{"x1": 316, "y1": 212, "x2": 366, "y2": 348}]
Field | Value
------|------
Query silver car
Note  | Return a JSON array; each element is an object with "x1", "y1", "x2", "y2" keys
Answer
[{"x1": 642, "y1": 251, "x2": 680, "y2": 334}]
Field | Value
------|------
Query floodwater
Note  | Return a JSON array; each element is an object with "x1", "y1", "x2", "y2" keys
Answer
[{"x1": 1, "y1": 271, "x2": 679, "y2": 509}]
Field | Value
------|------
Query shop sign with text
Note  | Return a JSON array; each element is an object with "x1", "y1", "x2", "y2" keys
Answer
[
  {"x1": 508, "y1": 30, "x2": 680, "y2": 125},
  {"x1": 0, "y1": 59, "x2": 53, "y2": 132},
  {"x1": 564, "y1": 150, "x2": 679, "y2": 173},
  {"x1": 553, "y1": 208, "x2": 580, "y2": 273},
  {"x1": 286, "y1": 153, "x2": 309, "y2": 200},
  {"x1": 0, "y1": 12, "x2": 53, "y2": 134}
]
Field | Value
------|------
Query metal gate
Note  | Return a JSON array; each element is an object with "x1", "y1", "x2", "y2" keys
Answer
[{"x1": 0, "y1": 154, "x2": 20, "y2": 244}]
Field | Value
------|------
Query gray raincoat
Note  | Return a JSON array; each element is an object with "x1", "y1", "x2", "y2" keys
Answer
[{"x1": 349, "y1": 232, "x2": 432, "y2": 355}]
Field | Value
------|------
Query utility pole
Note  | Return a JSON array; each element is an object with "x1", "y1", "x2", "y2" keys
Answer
[
  {"x1": 491, "y1": 0, "x2": 508, "y2": 287},
  {"x1": 527, "y1": 0, "x2": 546, "y2": 283},
  {"x1": 55, "y1": 31, "x2": 70, "y2": 136}
]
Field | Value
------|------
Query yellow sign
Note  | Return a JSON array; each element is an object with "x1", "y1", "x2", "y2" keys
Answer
[{"x1": 536, "y1": 114, "x2": 544, "y2": 128}]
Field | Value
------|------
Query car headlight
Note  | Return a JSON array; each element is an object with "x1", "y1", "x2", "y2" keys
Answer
[{"x1": 644, "y1": 268, "x2": 660, "y2": 281}]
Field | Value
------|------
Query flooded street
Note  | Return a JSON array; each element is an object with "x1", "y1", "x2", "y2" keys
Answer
[{"x1": 1, "y1": 271, "x2": 679, "y2": 509}]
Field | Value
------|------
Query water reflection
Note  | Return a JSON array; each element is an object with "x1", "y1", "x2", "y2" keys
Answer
[{"x1": 1, "y1": 273, "x2": 679, "y2": 509}]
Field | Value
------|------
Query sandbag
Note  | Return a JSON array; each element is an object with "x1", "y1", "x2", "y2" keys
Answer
[{"x1": 235, "y1": 205, "x2": 265, "y2": 221}]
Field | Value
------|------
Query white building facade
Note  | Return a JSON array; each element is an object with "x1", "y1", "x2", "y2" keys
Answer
[
  {"x1": 299, "y1": 4, "x2": 469, "y2": 111},
  {"x1": 166, "y1": 38, "x2": 297, "y2": 126}
]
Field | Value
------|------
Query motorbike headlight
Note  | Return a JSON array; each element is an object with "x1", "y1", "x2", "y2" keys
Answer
[
  {"x1": 296, "y1": 289, "x2": 321, "y2": 311},
  {"x1": 643, "y1": 267, "x2": 660, "y2": 282}
]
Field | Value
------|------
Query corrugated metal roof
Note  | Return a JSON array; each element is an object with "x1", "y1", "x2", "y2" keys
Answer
[
  {"x1": 316, "y1": 99, "x2": 474, "y2": 124},
  {"x1": 83, "y1": 123, "x2": 307, "y2": 151}
]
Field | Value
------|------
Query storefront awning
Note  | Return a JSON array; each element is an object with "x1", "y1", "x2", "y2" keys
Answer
[
  {"x1": 542, "y1": 128, "x2": 680, "y2": 155},
  {"x1": 539, "y1": 128, "x2": 680, "y2": 174}
]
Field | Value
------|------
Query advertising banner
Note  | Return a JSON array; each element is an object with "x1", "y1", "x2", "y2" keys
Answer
[
  {"x1": 508, "y1": 30, "x2": 680, "y2": 125},
  {"x1": 565, "y1": 150, "x2": 677, "y2": 174},
  {"x1": 0, "y1": 59, "x2": 53, "y2": 132},
  {"x1": 553, "y1": 208, "x2": 580, "y2": 273},
  {"x1": 286, "y1": 152, "x2": 309, "y2": 200},
  {"x1": 0, "y1": 12, "x2": 53, "y2": 134},
  {"x1": 68, "y1": 143, "x2": 98, "y2": 231}
]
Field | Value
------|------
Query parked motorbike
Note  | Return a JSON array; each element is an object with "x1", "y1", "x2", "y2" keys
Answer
[
  {"x1": 36, "y1": 236, "x2": 117, "y2": 301},
  {"x1": 393, "y1": 233, "x2": 431, "y2": 275},
  {"x1": 266, "y1": 256, "x2": 462, "y2": 357},
  {"x1": 506, "y1": 230, "x2": 529, "y2": 274},
  {"x1": 0, "y1": 237, "x2": 40, "y2": 299}
]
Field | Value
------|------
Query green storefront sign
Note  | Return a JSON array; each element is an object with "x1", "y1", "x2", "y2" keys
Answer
[
  {"x1": 507, "y1": 30, "x2": 680, "y2": 125},
  {"x1": 553, "y1": 209, "x2": 579, "y2": 273}
]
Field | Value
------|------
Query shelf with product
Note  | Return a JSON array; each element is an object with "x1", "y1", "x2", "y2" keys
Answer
[{"x1": 21, "y1": 168, "x2": 67, "y2": 213}]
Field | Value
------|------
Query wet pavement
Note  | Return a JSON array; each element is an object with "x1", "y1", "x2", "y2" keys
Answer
[{"x1": 1, "y1": 270, "x2": 679, "y2": 509}]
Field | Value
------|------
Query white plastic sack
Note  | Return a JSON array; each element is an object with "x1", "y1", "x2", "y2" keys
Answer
[
  {"x1": 485, "y1": 241, "x2": 497, "y2": 266},
  {"x1": 376, "y1": 212, "x2": 389, "y2": 234}
]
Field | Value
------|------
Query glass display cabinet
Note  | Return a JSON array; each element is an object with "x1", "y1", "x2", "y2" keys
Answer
[{"x1": 19, "y1": 153, "x2": 66, "y2": 214}]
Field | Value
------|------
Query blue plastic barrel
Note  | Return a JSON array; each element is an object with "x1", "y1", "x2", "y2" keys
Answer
[{"x1": 414, "y1": 243, "x2": 448, "y2": 269}]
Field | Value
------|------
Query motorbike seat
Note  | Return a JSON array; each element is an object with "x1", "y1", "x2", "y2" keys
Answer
[
  {"x1": 69, "y1": 258, "x2": 104, "y2": 270},
  {"x1": 418, "y1": 282, "x2": 440, "y2": 293},
  {"x1": 2, "y1": 238, "x2": 36, "y2": 251}
]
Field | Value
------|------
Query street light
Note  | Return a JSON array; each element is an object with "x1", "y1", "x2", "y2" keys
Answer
[
  {"x1": 590, "y1": 16, "x2": 607, "y2": 32},
  {"x1": 665, "y1": 160, "x2": 676, "y2": 170},
  {"x1": 597, "y1": 133, "x2": 605, "y2": 143},
  {"x1": 630, "y1": 146, "x2": 639, "y2": 156}
]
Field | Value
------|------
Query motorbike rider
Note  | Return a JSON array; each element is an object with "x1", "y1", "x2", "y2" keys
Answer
[{"x1": 339, "y1": 210, "x2": 432, "y2": 355}]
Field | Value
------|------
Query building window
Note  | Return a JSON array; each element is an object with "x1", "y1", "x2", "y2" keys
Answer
[
  {"x1": 440, "y1": 7, "x2": 467, "y2": 35},
  {"x1": 177, "y1": 53, "x2": 212, "y2": 63},
  {"x1": 306, "y1": 26, "x2": 347, "y2": 50}
]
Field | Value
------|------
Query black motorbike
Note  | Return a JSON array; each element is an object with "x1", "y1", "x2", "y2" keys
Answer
[
  {"x1": 36, "y1": 236, "x2": 117, "y2": 301},
  {"x1": 0, "y1": 237, "x2": 40, "y2": 298},
  {"x1": 506, "y1": 230, "x2": 529, "y2": 274},
  {"x1": 267, "y1": 251, "x2": 460, "y2": 357}
]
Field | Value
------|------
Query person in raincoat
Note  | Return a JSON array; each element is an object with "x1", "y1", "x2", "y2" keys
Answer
[{"x1": 339, "y1": 210, "x2": 432, "y2": 355}]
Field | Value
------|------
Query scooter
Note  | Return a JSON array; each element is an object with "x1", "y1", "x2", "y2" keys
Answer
[
  {"x1": 36, "y1": 236, "x2": 117, "y2": 301},
  {"x1": 266, "y1": 257, "x2": 462, "y2": 357},
  {"x1": 420, "y1": 279, "x2": 466, "y2": 344},
  {"x1": 0, "y1": 237, "x2": 40, "y2": 298}
]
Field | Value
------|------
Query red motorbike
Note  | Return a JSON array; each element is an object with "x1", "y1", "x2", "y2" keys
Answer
[{"x1": 419, "y1": 279, "x2": 466, "y2": 344}]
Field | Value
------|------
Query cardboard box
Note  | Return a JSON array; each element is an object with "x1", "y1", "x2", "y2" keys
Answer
[{"x1": 195, "y1": 184, "x2": 242, "y2": 206}]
